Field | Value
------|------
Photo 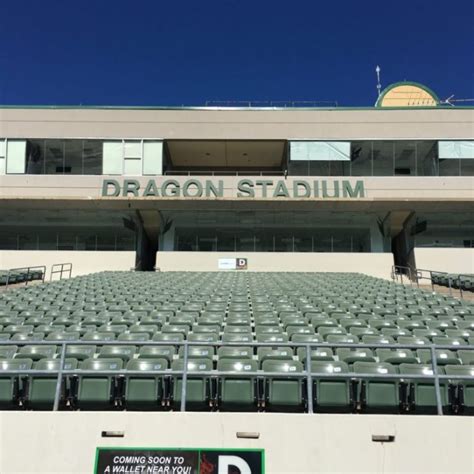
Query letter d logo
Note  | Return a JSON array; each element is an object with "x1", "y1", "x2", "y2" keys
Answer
[{"x1": 218, "y1": 455, "x2": 251, "y2": 474}]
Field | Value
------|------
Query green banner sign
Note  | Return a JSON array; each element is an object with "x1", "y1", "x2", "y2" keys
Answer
[{"x1": 102, "y1": 178, "x2": 365, "y2": 199}]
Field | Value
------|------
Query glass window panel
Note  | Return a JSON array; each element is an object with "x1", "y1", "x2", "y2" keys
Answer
[
  {"x1": 216, "y1": 229, "x2": 235, "y2": 251},
  {"x1": 416, "y1": 141, "x2": 438, "y2": 176},
  {"x1": 25, "y1": 140, "x2": 45, "y2": 174},
  {"x1": 290, "y1": 141, "x2": 350, "y2": 161},
  {"x1": 143, "y1": 141, "x2": 163, "y2": 175},
  {"x1": 274, "y1": 232, "x2": 293, "y2": 252},
  {"x1": 350, "y1": 141, "x2": 372, "y2": 176},
  {"x1": 352, "y1": 230, "x2": 371, "y2": 252},
  {"x1": 255, "y1": 230, "x2": 274, "y2": 251},
  {"x1": 309, "y1": 161, "x2": 330, "y2": 176},
  {"x1": 38, "y1": 230, "x2": 58, "y2": 250},
  {"x1": 236, "y1": 232, "x2": 255, "y2": 251},
  {"x1": 64, "y1": 140, "x2": 83, "y2": 175},
  {"x1": 103, "y1": 141, "x2": 123, "y2": 175},
  {"x1": 97, "y1": 232, "x2": 115, "y2": 250},
  {"x1": 18, "y1": 234, "x2": 37, "y2": 250},
  {"x1": 116, "y1": 233, "x2": 135, "y2": 251},
  {"x1": 58, "y1": 232, "x2": 76, "y2": 250},
  {"x1": 287, "y1": 160, "x2": 309, "y2": 176},
  {"x1": 461, "y1": 159, "x2": 474, "y2": 176},
  {"x1": 313, "y1": 230, "x2": 332, "y2": 252},
  {"x1": 83, "y1": 140, "x2": 103, "y2": 175},
  {"x1": 124, "y1": 141, "x2": 142, "y2": 158},
  {"x1": 439, "y1": 158, "x2": 460, "y2": 176},
  {"x1": 439, "y1": 141, "x2": 474, "y2": 159},
  {"x1": 293, "y1": 232, "x2": 312, "y2": 252},
  {"x1": 124, "y1": 158, "x2": 142, "y2": 176},
  {"x1": 332, "y1": 234, "x2": 351, "y2": 252},
  {"x1": 6, "y1": 140, "x2": 27, "y2": 174},
  {"x1": 0, "y1": 234, "x2": 18, "y2": 250},
  {"x1": 175, "y1": 229, "x2": 198, "y2": 251},
  {"x1": 372, "y1": 141, "x2": 394, "y2": 176},
  {"x1": 0, "y1": 139, "x2": 5, "y2": 157},
  {"x1": 44, "y1": 140, "x2": 65, "y2": 174},
  {"x1": 198, "y1": 233, "x2": 217, "y2": 251},
  {"x1": 394, "y1": 141, "x2": 416, "y2": 176}
]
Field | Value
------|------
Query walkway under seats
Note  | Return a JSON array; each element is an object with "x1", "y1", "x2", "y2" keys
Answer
[{"x1": 0, "y1": 271, "x2": 473, "y2": 413}]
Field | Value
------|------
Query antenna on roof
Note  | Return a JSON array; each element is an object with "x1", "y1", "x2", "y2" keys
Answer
[{"x1": 375, "y1": 65, "x2": 382, "y2": 98}]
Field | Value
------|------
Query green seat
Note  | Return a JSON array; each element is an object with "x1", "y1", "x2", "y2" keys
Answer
[
  {"x1": 217, "y1": 359, "x2": 259, "y2": 411},
  {"x1": 76, "y1": 358, "x2": 123, "y2": 410},
  {"x1": 354, "y1": 362, "x2": 400, "y2": 413},
  {"x1": 16, "y1": 345, "x2": 56, "y2": 360},
  {"x1": 256, "y1": 334, "x2": 288, "y2": 343},
  {"x1": 188, "y1": 333, "x2": 219, "y2": 343},
  {"x1": 445, "y1": 365, "x2": 474, "y2": 414},
  {"x1": 178, "y1": 345, "x2": 214, "y2": 360},
  {"x1": 263, "y1": 360, "x2": 304, "y2": 411},
  {"x1": 0, "y1": 345, "x2": 18, "y2": 359},
  {"x1": 217, "y1": 346, "x2": 253, "y2": 360},
  {"x1": 337, "y1": 348, "x2": 376, "y2": 364},
  {"x1": 152, "y1": 333, "x2": 185, "y2": 343},
  {"x1": 399, "y1": 364, "x2": 449, "y2": 414},
  {"x1": 376, "y1": 349, "x2": 418, "y2": 365},
  {"x1": 45, "y1": 332, "x2": 81, "y2": 341},
  {"x1": 65, "y1": 344, "x2": 97, "y2": 361},
  {"x1": 28, "y1": 358, "x2": 78, "y2": 410},
  {"x1": 0, "y1": 358, "x2": 33, "y2": 409},
  {"x1": 82, "y1": 331, "x2": 116, "y2": 341},
  {"x1": 257, "y1": 347, "x2": 293, "y2": 365},
  {"x1": 326, "y1": 334, "x2": 359, "y2": 344},
  {"x1": 298, "y1": 346, "x2": 334, "y2": 361},
  {"x1": 417, "y1": 349, "x2": 460, "y2": 366},
  {"x1": 97, "y1": 345, "x2": 136, "y2": 361},
  {"x1": 457, "y1": 350, "x2": 474, "y2": 365},
  {"x1": 171, "y1": 359, "x2": 213, "y2": 410},
  {"x1": 138, "y1": 345, "x2": 176, "y2": 363},
  {"x1": 129, "y1": 324, "x2": 159, "y2": 336},
  {"x1": 117, "y1": 332, "x2": 150, "y2": 342},
  {"x1": 222, "y1": 333, "x2": 253, "y2": 343},
  {"x1": 312, "y1": 361, "x2": 353, "y2": 412},
  {"x1": 124, "y1": 358, "x2": 168, "y2": 410}
]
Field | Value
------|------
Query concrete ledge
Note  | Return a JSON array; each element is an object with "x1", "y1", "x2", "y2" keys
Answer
[
  {"x1": 156, "y1": 251, "x2": 395, "y2": 279},
  {"x1": 415, "y1": 248, "x2": 474, "y2": 274}
]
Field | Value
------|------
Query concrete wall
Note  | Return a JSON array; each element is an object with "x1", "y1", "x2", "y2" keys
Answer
[
  {"x1": 0, "y1": 251, "x2": 135, "y2": 276},
  {"x1": 1, "y1": 107, "x2": 473, "y2": 140},
  {"x1": 156, "y1": 251, "x2": 394, "y2": 279},
  {"x1": 414, "y1": 248, "x2": 474, "y2": 274},
  {"x1": 0, "y1": 412, "x2": 472, "y2": 474}
]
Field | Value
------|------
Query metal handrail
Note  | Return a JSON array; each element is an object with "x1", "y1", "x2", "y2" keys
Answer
[
  {"x1": 50, "y1": 263, "x2": 73, "y2": 281},
  {"x1": 3, "y1": 266, "x2": 46, "y2": 288},
  {"x1": 391, "y1": 265, "x2": 417, "y2": 286},
  {"x1": 416, "y1": 269, "x2": 473, "y2": 299},
  {"x1": 1, "y1": 339, "x2": 473, "y2": 415}
]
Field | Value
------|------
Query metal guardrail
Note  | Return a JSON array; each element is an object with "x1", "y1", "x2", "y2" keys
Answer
[
  {"x1": 1, "y1": 340, "x2": 473, "y2": 415},
  {"x1": 3, "y1": 266, "x2": 46, "y2": 289},
  {"x1": 50, "y1": 263, "x2": 73, "y2": 281}
]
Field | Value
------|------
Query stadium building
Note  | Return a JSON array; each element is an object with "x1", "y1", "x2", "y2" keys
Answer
[{"x1": 0, "y1": 82, "x2": 473, "y2": 473}]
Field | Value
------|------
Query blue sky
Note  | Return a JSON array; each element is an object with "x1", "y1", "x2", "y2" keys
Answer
[{"x1": 1, "y1": 0, "x2": 473, "y2": 106}]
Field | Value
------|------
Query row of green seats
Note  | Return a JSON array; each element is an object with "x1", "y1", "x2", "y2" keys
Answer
[{"x1": 1, "y1": 359, "x2": 473, "y2": 414}]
